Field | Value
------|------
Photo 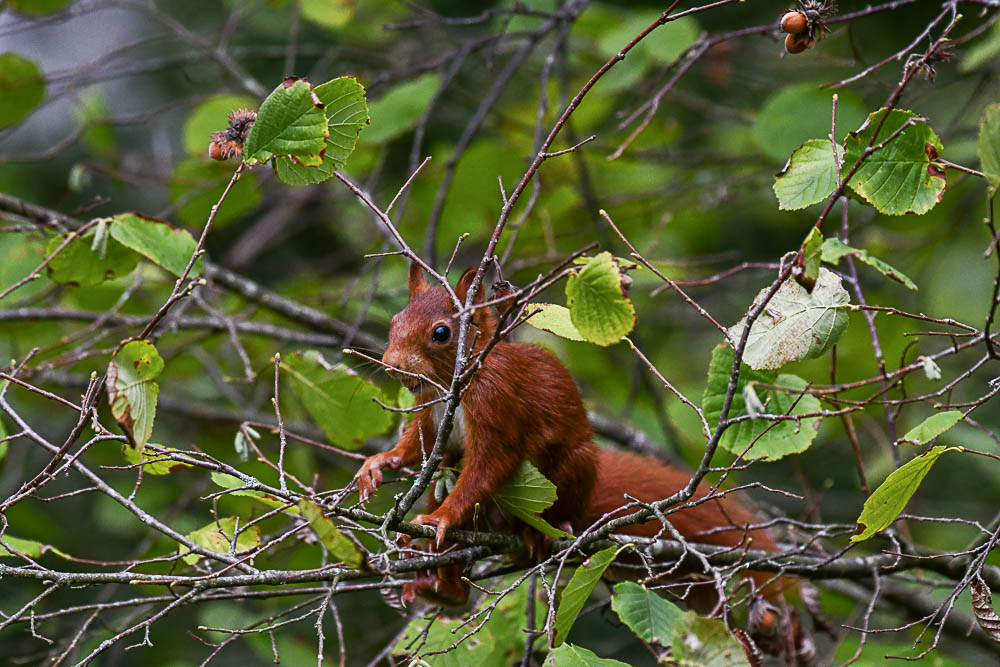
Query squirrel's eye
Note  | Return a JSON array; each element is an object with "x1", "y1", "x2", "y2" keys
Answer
[{"x1": 431, "y1": 325, "x2": 450, "y2": 343}]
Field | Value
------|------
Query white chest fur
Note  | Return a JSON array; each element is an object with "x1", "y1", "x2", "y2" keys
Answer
[{"x1": 430, "y1": 401, "x2": 466, "y2": 454}]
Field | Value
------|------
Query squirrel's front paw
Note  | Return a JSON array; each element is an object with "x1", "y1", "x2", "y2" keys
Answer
[
  {"x1": 413, "y1": 512, "x2": 451, "y2": 548},
  {"x1": 356, "y1": 452, "x2": 401, "y2": 501}
]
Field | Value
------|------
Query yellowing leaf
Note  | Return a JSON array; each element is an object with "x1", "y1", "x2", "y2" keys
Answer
[
  {"x1": 523, "y1": 303, "x2": 585, "y2": 342},
  {"x1": 774, "y1": 139, "x2": 841, "y2": 210},
  {"x1": 852, "y1": 446, "x2": 955, "y2": 542},
  {"x1": 180, "y1": 516, "x2": 261, "y2": 565},
  {"x1": 820, "y1": 238, "x2": 917, "y2": 290},
  {"x1": 210, "y1": 472, "x2": 299, "y2": 514},
  {"x1": 106, "y1": 340, "x2": 163, "y2": 448},
  {"x1": 298, "y1": 499, "x2": 366, "y2": 569},
  {"x1": 670, "y1": 611, "x2": 749, "y2": 666},
  {"x1": 898, "y1": 411, "x2": 963, "y2": 446},
  {"x1": 122, "y1": 444, "x2": 192, "y2": 475}
]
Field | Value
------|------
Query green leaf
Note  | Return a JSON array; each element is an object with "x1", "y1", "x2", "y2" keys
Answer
[
  {"x1": 554, "y1": 546, "x2": 625, "y2": 645},
  {"x1": 702, "y1": 345, "x2": 822, "y2": 461},
  {"x1": 801, "y1": 227, "x2": 823, "y2": 288},
  {"x1": 611, "y1": 581, "x2": 683, "y2": 646},
  {"x1": 315, "y1": 77, "x2": 367, "y2": 167},
  {"x1": 169, "y1": 157, "x2": 261, "y2": 227},
  {"x1": 394, "y1": 578, "x2": 540, "y2": 664},
  {"x1": 183, "y1": 94, "x2": 256, "y2": 156},
  {"x1": 0, "y1": 415, "x2": 7, "y2": 462},
  {"x1": 122, "y1": 444, "x2": 192, "y2": 475},
  {"x1": 843, "y1": 109, "x2": 946, "y2": 215},
  {"x1": 494, "y1": 461, "x2": 572, "y2": 539},
  {"x1": 598, "y1": 13, "x2": 699, "y2": 67},
  {"x1": 961, "y1": 21, "x2": 1000, "y2": 73},
  {"x1": 820, "y1": 238, "x2": 917, "y2": 290},
  {"x1": 300, "y1": 0, "x2": 355, "y2": 30},
  {"x1": 728, "y1": 267, "x2": 849, "y2": 370},
  {"x1": 978, "y1": 103, "x2": 1000, "y2": 196},
  {"x1": 0, "y1": 234, "x2": 49, "y2": 302},
  {"x1": 282, "y1": 350, "x2": 393, "y2": 449},
  {"x1": 45, "y1": 230, "x2": 139, "y2": 287},
  {"x1": 274, "y1": 77, "x2": 369, "y2": 185},
  {"x1": 243, "y1": 78, "x2": 329, "y2": 167},
  {"x1": 77, "y1": 92, "x2": 116, "y2": 158},
  {"x1": 363, "y1": 73, "x2": 440, "y2": 144},
  {"x1": 566, "y1": 252, "x2": 635, "y2": 346},
  {"x1": 899, "y1": 411, "x2": 963, "y2": 446},
  {"x1": 106, "y1": 340, "x2": 163, "y2": 448},
  {"x1": 5, "y1": 0, "x2": 73, "y2": 14},
  {"x1": 109, "y1": 213, "x2": 204, "y2": 278},
  {"x1": 210, "y1": 472, "x2": 299, "y2": 514},
  {"x1": 852, "y1": 446, "x2": 955, "y2": 542},
  {"x1": 670, "y1": 611, "x2": 751, "y2": 666},
  {"x1": 393, "y1": 615, "x2": 497, "y2": 666},
  {"x1": 753, "y1": 85, "x2": 868, "y2": 162},
  {"x1": 549, "y1": 644, "x2": 630, "y2": 666},
  {"x1": 397, "y1": 386, "x2": 416, "y2": 411},
  {"x1": 0, "y1": 535, "x2": 43, "y2": 558},
  {"x1": 298, "y1": 499, "x2": 366, "y2": 569},
  {"x1": 523, "y1": 303, "x2": 585, "y2": 342},
  {"x1": 774, "y1": 139, "x2": 842, "y2": 210},
  {"x1": 180, "y1": 516, "x2": 261, "y2": 565},
  {"x1": 0, "y1": 53, "x2": 45, "y2": 129}
]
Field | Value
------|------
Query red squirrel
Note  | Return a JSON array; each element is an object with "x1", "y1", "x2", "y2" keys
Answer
[{"x1": 357, "y1": 263, "x2": 810, "y2": 657}]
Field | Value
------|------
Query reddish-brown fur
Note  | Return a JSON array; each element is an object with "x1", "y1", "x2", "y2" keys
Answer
[
  {"x1": 588, "y1": 449, "x2": 788, "y2": 601},
  {"x1": 357, "y1": 263, "x2": 795, "y2": 608}
]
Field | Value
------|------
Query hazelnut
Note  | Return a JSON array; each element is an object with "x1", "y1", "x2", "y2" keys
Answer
[
  {"x1": 785, "y1": 31, "x2": 815, "y2": 54},
  {"x1": 780, "y1": 11, "x2": 808, "y2": 35}
]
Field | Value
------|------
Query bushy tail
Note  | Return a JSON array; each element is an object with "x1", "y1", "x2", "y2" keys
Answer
[
  {"x1": 584, "y1": 449, "x2": 815, "y2": 664},
  {"x1": 585, "y1": 448, "x2": 778, "y2": 550}
]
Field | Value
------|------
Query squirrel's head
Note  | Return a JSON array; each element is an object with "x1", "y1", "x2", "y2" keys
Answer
[{"x1": 382, "y1": 262, "x2": 498, "y2": 394}]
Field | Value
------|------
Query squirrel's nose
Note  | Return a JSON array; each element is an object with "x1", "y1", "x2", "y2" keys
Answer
[{"x1": 381, "y1": 345, "x2": 403, "y2": 375}]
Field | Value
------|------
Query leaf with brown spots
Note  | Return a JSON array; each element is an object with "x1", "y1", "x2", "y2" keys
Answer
[
  {"x1": 106, "y1": 340, "x2": 163, "y2": 449},
  {"x1": 843, "y1": 108, "x2": 946, "y2": 216},
  {"x1": 970, "y1": 575, "x2": 1000, "y2": 643},
  {"x1": 729, "y1": 267, "x2": 849, "y2": 371},
  {"x1": 46, "y1": 230, "x2": 139, "y2": 288}
]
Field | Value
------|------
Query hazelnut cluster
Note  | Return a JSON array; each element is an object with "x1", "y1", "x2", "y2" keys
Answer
[{"x1": 779, "y1": 1, "x2": 834, "y2": 54}]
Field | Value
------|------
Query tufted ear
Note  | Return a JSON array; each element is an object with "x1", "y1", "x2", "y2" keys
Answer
[
  {"x1": 408, "y1": 261, "x2": 429, "y2": 299},
  {"x1": 455, "y1": 267, "x2": 485, "y2": 305},
  {"x1": 456, "y1": 266, "x2": 498, "y2": 336}
]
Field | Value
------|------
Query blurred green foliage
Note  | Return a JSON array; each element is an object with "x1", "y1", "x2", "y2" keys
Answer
[{"x1": 0, "y1": 0, "x2": 999, "y2": 664}]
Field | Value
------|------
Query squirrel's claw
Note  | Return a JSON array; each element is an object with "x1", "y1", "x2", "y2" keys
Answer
[
  {"x1": 412, "y1": 512, "x2": 450, "y2": 548},
  {"x1": 357, "y1": 453, "x2": 402, "y2": 501}
]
